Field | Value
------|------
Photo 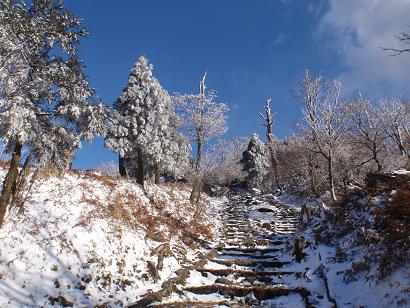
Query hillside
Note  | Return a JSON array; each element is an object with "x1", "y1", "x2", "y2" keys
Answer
[{"x1": 0, "y1": 168, "x2": 224, "y2": 307}]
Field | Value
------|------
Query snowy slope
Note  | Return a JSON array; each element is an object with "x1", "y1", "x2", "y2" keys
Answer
[
  {"x1": 284, "y1": 186, "x2": 410, "y2": 307},
  {"x1": 0, "y1": 168, "x2": 224, "y2": 307}
]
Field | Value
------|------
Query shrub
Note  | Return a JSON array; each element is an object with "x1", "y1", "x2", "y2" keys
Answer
[{"x1": 375, "y1": 186, "x2": 410, "y2": 278}]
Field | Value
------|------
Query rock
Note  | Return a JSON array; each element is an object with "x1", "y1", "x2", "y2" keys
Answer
[
  {"x1": 147, "y1": 261, "x2": 160, "y2": 282},
  {"x1": 292, "y1": 236, "x2": 308, "y2": 263},
  {"x1": 262, "y1": 222, "x2": 271, "y2": 229}
]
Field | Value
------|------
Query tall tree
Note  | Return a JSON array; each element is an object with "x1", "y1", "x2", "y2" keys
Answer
[
  {"x1": 147, "y1": 108, "x2": 191, "y2": 184},
  {"x1": 295, "y1": 70, "x2": 347, "y2": 201},
  {"x1": 345, "y1": 98, "x2": 387, "y2": 172},
  {"x1": 379, "y1": 98, "x2": 410, "y2": 164},
  {"x1": 105, "y1": 56, "x2": 173, "y2": 186},
  {"x1": 0, "y1": 0, "x2": 107, "y2": 228},
  {"x1": 175, "y1": 73, "x2": 229, "y2": 203},
  {"x1": 260, "y1": 98, "x2": 281, "y2": 188}
]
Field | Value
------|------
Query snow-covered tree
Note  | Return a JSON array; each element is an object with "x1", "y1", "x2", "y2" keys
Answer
[
  {"x1": 0, "y1": 0, "x2": 107, "y2": 227},
  {"x1": 241, "y1": 134, "x2": 271, "y2": 191},
  {"x1": 260, "y1": 98, "x2": 281, "y2": 188},
  {"x1": 295, "y1": 70, "x2": 347, "y2": 201},
  {"x1": 147, "y1": 108, "x2": 191, "y2": 183},
  {"x1": 105, "y1": 56, "x2": 187, "y2": 186},
  {"x1": 202, "y1": 137, "x2": 247, "y2": 187},
  {"x1": 174, "y1": 73, "x2": 229, "y2": 202},
  {"x1": 345, "y1": 98, "x2": 387, "y2": 172},
  {"x1": 379, "y1": 98, "x2": 410, "y2": 164}
]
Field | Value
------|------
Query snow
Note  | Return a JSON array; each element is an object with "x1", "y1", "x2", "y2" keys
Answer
[
  {"x1": 279, "y1": 189, "x2": 410, "y2": 308},
  {"x1": 261, "y1": 293, "x2": 305, "y2": 308},
  {"x1": 0, "y1": 169, "x2": 224, "y2": 307},
  {"x1": 393, "y1": 169, "x2": 410, "y2": 175}
]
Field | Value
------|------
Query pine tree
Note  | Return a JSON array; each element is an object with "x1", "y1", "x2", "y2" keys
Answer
[
  {"x1": 152, "y1": 111, "x2": 191, "y2": 182},
  {"x1": 105, "y1": 56, "x2": 180, "y2": 186},
  {"x1": 0, "y1": 0, "x2": 107, "y2": 228},
  {"x1": 144, "y1": 89, "x2": 191, "y2": 183}
]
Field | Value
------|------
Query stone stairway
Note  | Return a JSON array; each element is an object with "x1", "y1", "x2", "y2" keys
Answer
[{"x1": 135, "y1": 193, "x2": 316, "y2": 307}]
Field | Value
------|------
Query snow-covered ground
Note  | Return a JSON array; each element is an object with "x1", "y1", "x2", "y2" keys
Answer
[
  {"x1": 282, "y1": 186, "x2": 410, "y2": 307},
  {"x1": 0, "y1": 168, "x2": 224, "y2": 307}
]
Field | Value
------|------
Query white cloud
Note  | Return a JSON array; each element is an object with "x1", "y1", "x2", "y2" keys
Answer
[{"x1": 318, "y1": 0, "x2": 410, "y2": 96}]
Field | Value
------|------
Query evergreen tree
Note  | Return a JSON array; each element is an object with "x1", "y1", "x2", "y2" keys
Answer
[
  {"x1": 0, "y1": 0, "x2": 107, "y2": 228},
  {"x1": 105, "y1": 56, "x2": 187, "y2": 185}
]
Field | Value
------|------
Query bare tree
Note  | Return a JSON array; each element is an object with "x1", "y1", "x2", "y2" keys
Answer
[
  {"x1": 175, "y1": 73, "x2": 229, "y2": 203},
  {"x1": 379, "y1": 98, "x2": 410, "y2": 164},
  {"x1": 295, "y1": 70, "x2": 347, "y2": 201},
  {"x1": 345, "y1": 98, "x2": 387, "y2": 172},
  {"x1": 383, "y1": 32, "x2": 410, "y2": 55},
  {"x1": 202, "y1": 137, "x2": 247, "y2": 187},
  {"x1": 260, "y1": 98, "x2": 281, "y2": 188}
]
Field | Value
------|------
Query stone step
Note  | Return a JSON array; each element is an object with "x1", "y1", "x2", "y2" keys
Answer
[
  {"x1": 194, "y1": 268, "x2": 296, "y2": 278},
  {"x1": 209, "y1": 258, "x2": 289, "y2": 268},
  {"x1": 218, "y1": 247, "x2": 281, "y2": 254},
  {"x1": 217, "y1": 252, "x2": 278, "y2": 259},
  {"x1": 151, "y1": 300, "x2": 241, "y2": 307},
  {"x1": 183, "y1": 284, "x2": 311, "y2": 302}
]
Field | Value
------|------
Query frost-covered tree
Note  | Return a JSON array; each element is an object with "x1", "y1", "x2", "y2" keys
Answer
[
  {"x1": 0, "y1": 0, "x2": 107, "y2": 227},
  {"x1": 260, "y1": 98, "x2": 281, "y2": 188},
  {"x1": 147, "y1": 109, "x2": 191, "y2": 183},
  {"x1": 241, "y1": 134, "x2": 271, "y2": 191},
  {"x1": 105, "y1": 56, "x2": 183, "y2": 186},
  {"x1": 175, "y1": 73, "x2": 229, "y2": 202},
  {"x1": 202, "y1": 137, "x2": 247, "y2": 187},
  {"x1": 295, "y1": 70, "x2": 347, "y2": 201},
  {"x1": 379, "y1": 98, "x2": 410, "y2": 164},
  {"x1": 345, "y1": 98, "x2": 387, "y2": 172}
]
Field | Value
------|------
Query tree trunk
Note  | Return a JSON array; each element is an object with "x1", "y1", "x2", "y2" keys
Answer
[
  {"x1": 0, "y1": 141, "x2": 23, "y2": 228},
  {"x1": 154, "y1": 164, "x2": 160, "y2": 184},
  {"x1": 190, "y1": 139, "x2": 202, "y2": 203},
  {"x1": 372, "y1": 147, "x2": 382, "y2": 172},
  {"x1": 308, "y1": 154, "x2": 319, "y2": 198},
  {"x1": 119, "y1": 155, "x2": 128, "y2": 177},
  {"x1": 195, "y1": 140, "x2": 202, "y2": 171},
  {"x1": 327, "y1": 153, "x2": 337, "y2": 202},
  {"x1": 137, "y1": 149, "x2": 144, "y2": 187},
  {"x1": 268, "y1": 143, "x2": 281, "y2": 189}
]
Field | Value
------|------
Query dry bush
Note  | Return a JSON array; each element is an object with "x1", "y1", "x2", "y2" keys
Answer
[
  {"x1": 73, "y1": 170, "x2": 118, "y2": 191},
  {"x1": 0, "y1": 160, "x2": 10, "y2": 168},
  {"x1": 326, "y1": 188, "x2": 363, "y2": 226},
  {"x1": 162, "y1": 181, "x2": 191, "y2": 192},
  {"x1": 95, "y1": 161, "x2": 120, "y2": 178},
  {"x1": 149, "y1": 195, "x2": 213, "y2": 246},
  {"x1": 80, "y1": 183, "x2": 212, "y2": 248},
  {"x1": 38, "y1": 164, "x2": 64, "y2": 179},
  {"x1": 375, "y1": 185, "x2": 410, "y2": 278}
]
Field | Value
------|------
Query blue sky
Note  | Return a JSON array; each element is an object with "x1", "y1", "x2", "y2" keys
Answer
[{"x1": 68, "y1": 0, "x2": 410, "y2": 169}]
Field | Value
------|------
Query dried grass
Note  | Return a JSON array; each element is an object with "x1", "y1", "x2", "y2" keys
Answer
[
  {"x1": 80, "y1": 183, "x2": 212, "y2": 248},
  {"x1": 375, "y1": 185, "x2": 410, "y2": 278}
]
